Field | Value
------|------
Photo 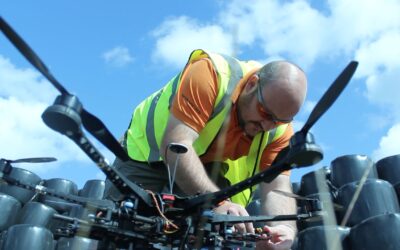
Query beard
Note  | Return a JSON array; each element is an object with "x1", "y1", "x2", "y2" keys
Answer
[
  {"x1": 236, "y1": 92, "x2": 259, "y2": 138},
  {"x1": 236, "y1": 104, "x2": 246, "y2": 130}
]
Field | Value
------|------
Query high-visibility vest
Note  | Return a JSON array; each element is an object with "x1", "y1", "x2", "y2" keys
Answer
[
  {"x1": 224, "y1": 127, "x2": 287, "y2": 206},
  {"x1": 126, "y1": 49, "x2": 288, "y2": 206}
]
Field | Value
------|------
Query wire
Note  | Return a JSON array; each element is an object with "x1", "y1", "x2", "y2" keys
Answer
[
  {"x1": 164, "y1": 146, "x2": 173, "y2": 194},
  {"x1": 246, "y1": 132, "x2": 265, "y2": 205},
  {"x1": 170, "y1": 152, "x2": 181, "y2": 194},
  {"x1": 147, "y1": 190, "x2": 179, "y2": 233}
]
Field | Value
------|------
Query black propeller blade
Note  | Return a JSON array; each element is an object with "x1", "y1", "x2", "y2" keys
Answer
[
  {"x1": 0, "y1": 16, "x2": 155, "y2": 207},
  {"x1": 0, "y1": 16, "x2": 129, "y2": 162},
  {"x1": 0, "y1": 157, "x2": 57, "y2": 176},
  {"x1": 279, "y1": 61, "x2": 359, "y2": 167},
  {"x1": 81, "y1": 109, "x2": 129, "y2": 161},
  {"x1": 1, "y1": 157, "x2": 57, "y2": 163},
  {"x1": 301, "y1": 61, "x2": 359, "y2": 134},
  {"x1": 0, "y1": 17, "x2": 69, "y2": 95}
]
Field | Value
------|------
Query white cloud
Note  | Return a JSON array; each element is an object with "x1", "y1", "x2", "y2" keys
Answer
[
  {"x1": 102, "y1": 46, "x2": 134, "y2": 67},
  {"x1": 372, "y1": 123, "x2": 400, "y2": 161},
  {"x1": 151, "y1": 16, "x2": 234, "y2": 68},
  {"x1": 364, "y1": 68, "x2": 400, "y2": 114},
  {"x1": 151, "y1": 0, "x2": 400, "y2": 71},
  {"x1": 221, "y1": 0, "x2": 330, "y2": 68},
  {"x1": 0, "y1": 55, "x2": 93, "y2": 174},
  {"x1": 354, "y1": 32, "x2": 400, "y2": 119},
  {"x1": 220, "y1": 0, "x2": 400, "y2": 67},
  {"x1": 328, "y1": 0, "x2": 400, "y2": 54},
  {"x1": 355, "y1": 32, "x2": 400, "y2": 78},
  {"x1": 0, "y1": 56, "x2": 55, "y2": 103}
]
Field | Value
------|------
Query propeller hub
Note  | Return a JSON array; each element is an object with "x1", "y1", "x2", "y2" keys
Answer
[
  {"x1": 42, "y1": 95, "x2": 82, "y2": 135},
  {"x1": 287, "y1": 131, "x2": 323, "y2": 167}
]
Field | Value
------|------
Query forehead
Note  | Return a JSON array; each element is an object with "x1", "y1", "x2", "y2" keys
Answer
[{"x1": 261, "y1": 81, "x2": 301, "y2": 118}]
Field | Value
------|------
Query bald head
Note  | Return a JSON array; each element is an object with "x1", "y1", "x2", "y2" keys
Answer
[
  {"x1": 258, "y1": 61, "x2": 307, "y2": 98},
  {"x1": 258, "y1": 61, "x2": 307, "y2": 119}
]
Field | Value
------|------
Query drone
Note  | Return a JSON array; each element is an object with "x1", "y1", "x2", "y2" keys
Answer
[{"x1": 0, "y1": 16, "x2": 358, "y2": 249}]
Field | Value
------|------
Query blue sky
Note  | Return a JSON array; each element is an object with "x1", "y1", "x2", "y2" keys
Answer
[{"x1": 1, "y1": 0, "x2": 399, "y2": 189}]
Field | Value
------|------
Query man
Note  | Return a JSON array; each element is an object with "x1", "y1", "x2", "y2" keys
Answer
[{"x1": 105, "y1": 49, "x2": 307, "y2": 250}]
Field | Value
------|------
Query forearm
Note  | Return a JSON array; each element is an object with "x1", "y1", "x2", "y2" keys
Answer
[
  {"x1": 260, "y1": 175, "x2": 297, "y2": 232},
  {"x1": 173, "y1": 145, "x2": 219, "y2": 194},
  {"x1": 160, "y1": 114, "x2": 219, "y2": 195}
]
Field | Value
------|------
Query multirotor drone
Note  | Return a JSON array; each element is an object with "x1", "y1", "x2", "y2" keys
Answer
[{"x1": 0, "y1": 16, "x2": 358, "y2": 249}]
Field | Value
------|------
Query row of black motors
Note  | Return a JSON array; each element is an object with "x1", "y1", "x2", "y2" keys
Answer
[
  {"x1": 287, "y1": 153, "x2": 400, "y2": 250},
  {"x1": 2, "y1": 153, "x2": 399, "y2": 249},
  {"x1": 0, "y1": 169, "x2": 108, "y2": 249}
]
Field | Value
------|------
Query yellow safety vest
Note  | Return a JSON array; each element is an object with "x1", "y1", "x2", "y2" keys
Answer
[{"x1": 126, "y1": 49, "x2": 288, "y2": 206}]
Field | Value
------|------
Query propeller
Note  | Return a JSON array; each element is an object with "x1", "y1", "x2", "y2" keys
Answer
[
  {"x1": 0, "y1": 157, "x2": 56, "y2": 177},
  {"x1": 0, "y1": 17, "x2": 157, "y2": 208},
  {"x1": 301, "y1": 62, "x2": 359, "y2": 135},
  {"x1": 1, "y1": 157, "x2": 57, "y2": 164},
  {"x1": 276, "y1": 61, "x2": 359, "y2": 167},
  {"x1": 0, "y1": 16, "x2": 128, "y2": 162}
]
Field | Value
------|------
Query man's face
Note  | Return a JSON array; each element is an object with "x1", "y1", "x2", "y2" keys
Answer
[{"x1": 237, "y1": 76, "x2": 297, "y2": 137}]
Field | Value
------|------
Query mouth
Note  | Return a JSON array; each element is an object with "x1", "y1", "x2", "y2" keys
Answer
[{"x1": 243, "y1": 122, "x2": 262, "y2": 137}]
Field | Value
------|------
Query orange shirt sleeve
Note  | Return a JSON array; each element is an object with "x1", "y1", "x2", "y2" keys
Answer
[
  {"x1": 171, "y1": 58, "x2": 219, "y2": 133},
  {"x1": 259, "y1": 123, "x2": 294, "y2": 175}
]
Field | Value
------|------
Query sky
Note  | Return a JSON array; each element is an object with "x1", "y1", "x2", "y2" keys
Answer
[{"x1": 1, "y1": 0, "x2": 400, "y2": 190}]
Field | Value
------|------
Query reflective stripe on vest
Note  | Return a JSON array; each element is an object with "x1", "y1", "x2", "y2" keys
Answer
[{"x1": 146, "y1": 74, "x2": 181, "y2": 161}]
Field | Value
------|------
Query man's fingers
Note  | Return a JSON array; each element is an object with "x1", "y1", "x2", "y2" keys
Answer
[
  {"x1": 226, "y1": 207, "x2": 247, "y2": 233},
  {"x1": 259, "y1": 224, "x2": 296, "y2": 247},
  {"x1": 256, "y1": 239, "x2": 293, "y2": 250},
  {"x1": 214, "y1": 201, "x2": 256, "y2": 233},
  {"x1": 237, "y1": 208, "x2": 254, "y2": 233},
  {"x1": 234, "y1": 222, "x2": 247, "y2": 233},
  {"x1": 245, "y1": 222, "x2": 255, "y2": 234}
]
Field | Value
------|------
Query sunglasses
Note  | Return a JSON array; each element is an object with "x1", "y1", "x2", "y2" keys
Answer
[{"x1": 256, "y1": 81, "x2": 293, "y2": 125}]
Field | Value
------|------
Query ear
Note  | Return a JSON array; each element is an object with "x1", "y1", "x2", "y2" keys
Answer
[{"x1": 244, "y1": 73, "x2": 259, "y2": 93}]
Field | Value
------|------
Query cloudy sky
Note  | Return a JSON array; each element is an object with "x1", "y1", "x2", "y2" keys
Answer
[{"x1": 1, "y1": 0, "x2": 399, "y2": 188}]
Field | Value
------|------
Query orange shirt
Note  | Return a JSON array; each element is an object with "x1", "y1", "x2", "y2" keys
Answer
[{"x1": 171, "y1": 58, "x2": 293, "y2": 173}]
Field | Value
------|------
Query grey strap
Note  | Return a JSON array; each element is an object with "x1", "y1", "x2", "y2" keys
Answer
[
  {"x1": 168, "y1": 73, "x2": 181, "y2": 109},
  {"x1": 147, "y1": 90, "x2": 163, "y2": 162},
  {"x1": 146, "y1": 74, "x2": 181, "y2": 161},
  {"x1": 266, "y1": 128, "x2": 277, "y2": 145},
  {"x1": 209, "y1": 54, "x2": 244, "y2": 120}
]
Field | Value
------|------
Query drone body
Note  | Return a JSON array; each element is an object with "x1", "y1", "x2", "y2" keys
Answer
[{"x1": 0, "y1": 16, "x2": 359, "y2": 249}]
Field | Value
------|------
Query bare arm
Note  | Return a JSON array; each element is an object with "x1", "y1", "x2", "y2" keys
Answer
[
  {"x1": 160, "y1": 114, "x2": 219, "y2": 195},
  {"x1": 260, "y1": 174, "x2": 297, "y2": 230},
  {"x1": 256, "y1": 174, "x2": 297, "y2": 249}
]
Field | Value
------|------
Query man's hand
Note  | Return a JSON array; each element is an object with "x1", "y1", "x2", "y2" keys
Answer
[
  {"x1": 256, "y1": 224, "x2": 295, "y2": 250},
  {"x1": 213, "y1": 200, "x2": 255, "y2": 233}
]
